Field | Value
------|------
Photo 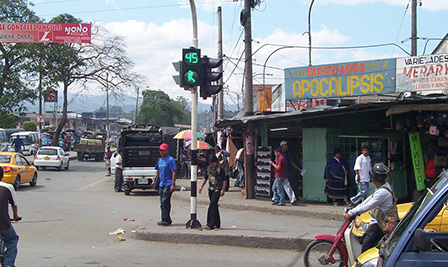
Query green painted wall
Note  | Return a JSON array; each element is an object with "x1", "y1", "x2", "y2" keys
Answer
[{"x1": 303, "y1": 128, "x2": 327, "y2": 202}]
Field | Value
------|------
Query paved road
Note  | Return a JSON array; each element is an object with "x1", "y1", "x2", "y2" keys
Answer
[{"x1": 13, "y1": 160, "x2": 306, "y2": 267}]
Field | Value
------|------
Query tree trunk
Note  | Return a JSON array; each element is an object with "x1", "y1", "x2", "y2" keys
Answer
[{"x1": 52, "y1": 81, "x2": 68, "y2": 146}]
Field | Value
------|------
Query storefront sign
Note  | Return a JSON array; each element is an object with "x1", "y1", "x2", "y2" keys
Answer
[
  {"x1": 0, "y1": 23, "x2": 91, "y2": 44},
  {"x1": 408, "y1": 132, "x2": 426, "y2": 191},
  {"x1": 284, "y1": 59, "x2": 396, "y2": 100},
  {"x1": 396, "y1": 54, "x2": 448, "y2": 92}
]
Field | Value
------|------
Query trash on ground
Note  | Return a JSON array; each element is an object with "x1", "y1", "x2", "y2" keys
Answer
[
  {"x1": 109, "y1": 228, "x2": 126, "y2": 235},
  {"x1": 117, "y1": 236, "x2": 125, "y2": 241},
  {"x1": 180, "y1": 187, "x2": 187, "y2": 191}
]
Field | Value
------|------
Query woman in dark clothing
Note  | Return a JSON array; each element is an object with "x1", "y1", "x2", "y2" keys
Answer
[{"x1": 324, "y1": 148, "x2": 350, "y2": 206}]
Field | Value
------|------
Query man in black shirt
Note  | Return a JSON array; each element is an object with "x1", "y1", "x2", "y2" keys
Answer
[
  {"x1": 199, "y1": 155, "x2": 228, "y2": 230},
  {"x1": 0, "y1": 167, "x2": 21, "y2": 267}
]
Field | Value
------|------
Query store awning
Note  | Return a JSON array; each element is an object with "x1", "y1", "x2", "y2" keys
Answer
[{"x1": 386, "y1": 104, "x2": 448, "y2": 116}]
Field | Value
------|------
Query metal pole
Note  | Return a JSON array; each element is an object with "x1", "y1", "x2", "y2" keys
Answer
[
  {"x1": 106, "y1": 73, "x2": 109, "y2": 134},
  {"x1": 38, "y1": 69, "x2": 42, "y2": 147},
  {"x1": 244, "y1": 0, "x2": 255, "y2": 199},
  {"x1": 308, "y1": 0, "x2": 315, "y2": 66},
  {"x1": 186, "y1": 0, "x2": 201, "y2": 229},
  {"x1": 217, "y1": 6, "x2": 224, "y2": 121},
  {"x1": 411, "y1": 0, "x2": 417, "y2": 56}
]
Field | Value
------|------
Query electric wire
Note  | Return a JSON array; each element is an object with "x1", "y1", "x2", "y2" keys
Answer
[{"x1": 391, "y1": 0, "x2": 411, "y2": 56}]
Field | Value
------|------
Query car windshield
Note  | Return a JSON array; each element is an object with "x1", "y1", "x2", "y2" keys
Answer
[
  {"x1": 38, "y1": 149, "x2": 58, "y2": 155},
  {"x1": 42, "y1": 134, "x2": 51, "y2": 139},
  {"x1": 0, "y1": 155, "x2": 11, "y2": 163},
  {"x1": 382, "y1": 171, "x2": 448, "y2": 257}
]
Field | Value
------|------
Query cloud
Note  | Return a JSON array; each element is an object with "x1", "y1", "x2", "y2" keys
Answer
[{"x1": 318, "y1": 0, "x2": 448, "y2": 11}]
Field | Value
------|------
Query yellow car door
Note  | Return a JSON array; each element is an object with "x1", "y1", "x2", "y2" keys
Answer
[
  {"x1": 20, "y1": 155, "x2": 33, "y2": 183},
  {"x1": 14, "y1": 154, "x2": 27, "y2": 182}
]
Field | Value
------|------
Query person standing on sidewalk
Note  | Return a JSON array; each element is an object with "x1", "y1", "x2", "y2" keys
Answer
[
  {"x1": 215, "y1": 145, "x2": 230, "y2": 191},
  {"x1": 324, "y1": 148, "x2": 349, "y2": 206},
  {"x1": 270, "y1": 147, "x2": 287, "y2": 206},
  {"x1": 280, "y1": 141, "x2": 299, "y2": 204},
  {"x1": 114, "y1": 149, "x2": 123, "y2": 192},
  {"x1": 234, "y1": 146, "x2": 245, "y2": 188},
  {"x1": 152, "y1": 143, "x2": 177, "y2": 226},
  {"x1": 350, "y1": 145, "x2": 372, "y2": 206},
  {"x1": 105, "y1": 146, "x2": 113, "y2": 176},
  {"x1": 0, "y1": 167, "x2": 22, "y2": 267},
  {"x1": 199, "y1": 155, "x2": 228, "y2": 230}
]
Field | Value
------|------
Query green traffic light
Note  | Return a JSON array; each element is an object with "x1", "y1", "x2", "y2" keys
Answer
[
  {"x1": 184, "y1": 52, "x2": 199, "y2": 65},
  {"x1": 187, "y1": 70, "x2": 196, "y2": 83},
  {"x1": 183, "y1": 69, "x2": 199, "y2": 86}
]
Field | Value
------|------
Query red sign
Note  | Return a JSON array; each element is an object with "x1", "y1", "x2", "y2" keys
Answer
[
  {"x1": 0, "y1": 23, "x2": 91, "y2": 44},
  {"x1": 44, "y1": 91, "x2": 58, "y2": 103}
]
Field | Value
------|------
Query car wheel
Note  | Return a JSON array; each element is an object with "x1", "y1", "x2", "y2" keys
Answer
[
  {"x1": 14, "y1": 176, "x2": 20, "y2": 190},
  {"x1": 124, "y1": 189, "x2": 131, "y2": 195},
  {"x1": 65, "y1": 161, "x2": 69, "y2": 170},
  {"x1": 30, "y1": 173, "x2": 37, "y2": 187}
]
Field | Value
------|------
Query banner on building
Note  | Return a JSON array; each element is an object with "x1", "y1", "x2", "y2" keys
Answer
[
  {"x1": 44, "y1": 90, "x2": 58, "y2": 103},
  {"x1": 408, "y1": 132, "x2": 426, "y2": 191},
  {"x1": 284, "y1": 59, "x2": 396, "y2": 100},
  {"x1": 396, "y1": 54, "x2": 448, "y2": 92},
  {"x1": 259, "y1": 87, "x2": 272, "y2": 113},
  {"x1": 0, "y1": 23, "x2": 91, "y2": 44}
]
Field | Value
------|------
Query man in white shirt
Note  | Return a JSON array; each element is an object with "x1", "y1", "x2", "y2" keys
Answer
[
  {"x1": 344, "y1": 163, "x2": 394, "y2": 252},
  {"x1": 114, "y1": 149, "x2": 123, "y2": 192},
  {"x1": 350, "y1": 145, "x2": 371, "y2": 206}
]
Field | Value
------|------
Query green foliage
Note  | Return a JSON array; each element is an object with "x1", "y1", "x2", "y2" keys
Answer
[
  {"x1": 137, "y1": 90, "x2": 191, "y2": 127},
  {"x1": 22, "y1": 120, "x2": 37, "y2": 131},
  {"x1": 0, "y1": 112, "x2": 18, "y2": 128},
  {"x1": 0, "y1": 0, "x2": 40, "y2": 113}
]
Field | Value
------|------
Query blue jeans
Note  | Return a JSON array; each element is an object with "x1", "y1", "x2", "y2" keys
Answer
[
  {"x1": 350, "y1": 182, "x2": 370, "y2": 205},
  {"x1": 234, "y1": 161, "x2": 245, "y2": 187},
  {"x1": 273, "y1": 178, "x2": 286, "y2": 205},
  {"x1": 0, "y1": 224, "x2": 19, "y2": 267},
  {"x1": 159, "y1": 186, "x2": 172, "y2": 224}
]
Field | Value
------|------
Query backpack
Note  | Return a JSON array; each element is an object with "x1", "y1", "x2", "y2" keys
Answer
[{"x1": 370, "y1": 186, "x2": 399, "y2": 235}]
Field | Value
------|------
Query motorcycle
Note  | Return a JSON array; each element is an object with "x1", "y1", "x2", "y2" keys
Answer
[{"x1": 303, "y1": 208, "x2": 364, "y2": 267}]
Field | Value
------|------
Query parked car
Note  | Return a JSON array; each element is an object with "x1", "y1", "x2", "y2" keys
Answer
[
  {"x1": 0, "y1": 152, "x2": 38, "y2": 189},
  {"x1": 40, "y1": 133, "x2": 53, "y2": 147},
  {"x1": 34, "y1": 146, "x2": 70, "y2": 171}
]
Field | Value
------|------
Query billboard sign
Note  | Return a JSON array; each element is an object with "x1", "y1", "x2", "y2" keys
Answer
[
  {"x1": 396, "y1": 54, "x2": 448, "y2": 92},
  {"x1": 0, "y1": 23, "x2": 91, "y2": 44},
  {"x1": 284, "y1": 59, "x2": 396, "y2": 100}
]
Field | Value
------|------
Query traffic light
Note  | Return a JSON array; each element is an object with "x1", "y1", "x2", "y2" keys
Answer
[
  {"x1": 199, "y1": 56, "x2": 223, "y2": 99},
  {"x1": 181, "y1": 47, "x2": 201, "y2": 88}
]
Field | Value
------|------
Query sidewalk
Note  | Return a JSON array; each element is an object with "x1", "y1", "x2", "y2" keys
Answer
[{"x1": 135, "y1": 178, "x2": 345, "y2": 251}]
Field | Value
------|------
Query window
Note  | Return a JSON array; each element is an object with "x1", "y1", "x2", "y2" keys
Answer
[
  {"x1": 0, "y1": 155, "x2": 11, "y2": 163},
  {"x1": 38, "y1": 148, "x2": 58, "y2": 156}
]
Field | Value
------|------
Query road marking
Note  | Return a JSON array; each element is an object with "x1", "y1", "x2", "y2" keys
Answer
[{"x1": 79, "y1": 177, "x2": 110, "y2": 191}]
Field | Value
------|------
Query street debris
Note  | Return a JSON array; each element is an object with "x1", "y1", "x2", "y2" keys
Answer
[
  {"x1": 109, "y1": 228, "x2": 126, "y2": 235},
  {"x1": 117, "y1": 236, "x2": 126, "y2": 241}
]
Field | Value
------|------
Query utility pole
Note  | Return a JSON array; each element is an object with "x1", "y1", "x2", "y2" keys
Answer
[
  {"x1": 411, "y1": 0, "x2": 417, "y2": 56},
  {"x1": 38, "y1": 69, "x2": 42, "y2": 146},
  {"x1": 106, "y1": 73, "x2": 109, "y2": 134},
  {"x1": 217, "y1": 6, "x2": 224, "y2": 121},
  {"x1": 135, "y1": 86, "x2": 139, "y2": 123},
  {"x1": 243, "y1": 0, "x2": 255, "y2": 199},
  {"x1": 186, "y1": 0, "x2": 201, "y2": 229}
]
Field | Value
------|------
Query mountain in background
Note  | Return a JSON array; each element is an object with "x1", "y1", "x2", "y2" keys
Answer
[{"x1": 24, "y1": 93, "x2": 237, "y2": 114}]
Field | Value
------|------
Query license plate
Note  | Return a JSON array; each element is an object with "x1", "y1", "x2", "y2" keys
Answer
[
  {"x1": 138, "y1": 179, "x2": 149, "y2": 185},
  {"x1": 44, "y1": 157, "x2": 50, "y2": 160}
]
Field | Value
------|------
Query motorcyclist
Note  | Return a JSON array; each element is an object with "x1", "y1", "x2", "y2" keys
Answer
[{"x1": 343, "y1": 163, "x2": 394, "y2": 252}]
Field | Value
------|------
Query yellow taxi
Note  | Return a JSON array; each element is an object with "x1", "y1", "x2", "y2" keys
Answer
[
  {"x1": 0, "y1": 152, "x2": 38, "y2": 190},
  {"x1": 353, "y1": 202, "x2": 448, "y2": 266}
]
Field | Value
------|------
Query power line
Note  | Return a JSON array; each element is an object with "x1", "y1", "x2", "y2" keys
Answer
[{"x1": 391, "y1": 0, "x2": 411, "y2": 56}]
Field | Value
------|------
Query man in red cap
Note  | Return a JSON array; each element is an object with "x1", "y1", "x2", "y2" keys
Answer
[{"x1": 151, "y1": 143, "x2": 177, "y2": 226}]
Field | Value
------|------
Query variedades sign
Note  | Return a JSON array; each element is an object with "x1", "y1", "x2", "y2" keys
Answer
[
  {"x1": 396, "y1": 54, "x2": 448, "y2": 92},
  {"x1": 284, "y1": 59, "x2": 396, "y2": 100},
  {"x1": 0, "y1": 23, "x2": 91, "y2": 44}
]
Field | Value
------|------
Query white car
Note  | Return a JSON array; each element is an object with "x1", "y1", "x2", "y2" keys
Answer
[{"x1": 34, "y1": 146, "x2": 70, "y2": 171}]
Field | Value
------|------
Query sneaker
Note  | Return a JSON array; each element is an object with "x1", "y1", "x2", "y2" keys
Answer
[
  {"x1": 277, "y1": 203, "x2": 286, "y2": 206},
  {"x1": 272, "y1": 202, "x2": 279, "y2": 205},
  {"x1": 157, "y1": 221, "x2": 169, "y2": 226},
  {"x1": 203, "y1": 225, "x2": 214, "y2": 230}
]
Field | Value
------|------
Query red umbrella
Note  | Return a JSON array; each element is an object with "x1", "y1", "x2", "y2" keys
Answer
[{"x1": 173, "y1": 130, "x2": 204, "y2": 140}]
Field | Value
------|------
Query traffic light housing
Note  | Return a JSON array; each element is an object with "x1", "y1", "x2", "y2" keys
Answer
[
  {"x1": 181, "y1": 47, "x2": 201, "y2": 88},
  {"x1": 199, "y1": 56, "x2": 223, "y2": 99}
]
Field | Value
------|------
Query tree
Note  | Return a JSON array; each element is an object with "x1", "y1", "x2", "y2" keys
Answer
[
  {"x1": 22, "y1": 120, "x2": 37, "y2": 131},
  {"x1": 45, "y1": 14, "x2": 142, "y2": 146},
  {"x1": 0, "y1": 112, "x2": 18, "y2": 128},
  {"x1": 0, "y1": 0, "x2": 41, "y2": 113},
  {"x1": 137, "y1": 90, "x2": 191, "y2": 127}
]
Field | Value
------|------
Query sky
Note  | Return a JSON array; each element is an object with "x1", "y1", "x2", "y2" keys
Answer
[{"x1": 30, "y1": 0, "x2": 448, "y2": 110}]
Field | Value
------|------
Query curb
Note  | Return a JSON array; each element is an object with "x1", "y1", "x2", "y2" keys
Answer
[
  {"x1": 134, "y1": 220, "x2": 313, "y2": 251},
  {"x1": 172, "y1": 192, "x2": 343, "y2": 222}
]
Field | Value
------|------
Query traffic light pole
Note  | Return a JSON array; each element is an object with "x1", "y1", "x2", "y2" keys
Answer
[{"x1": 186, "y1": 0, "x2": 201, "y2": 229}]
